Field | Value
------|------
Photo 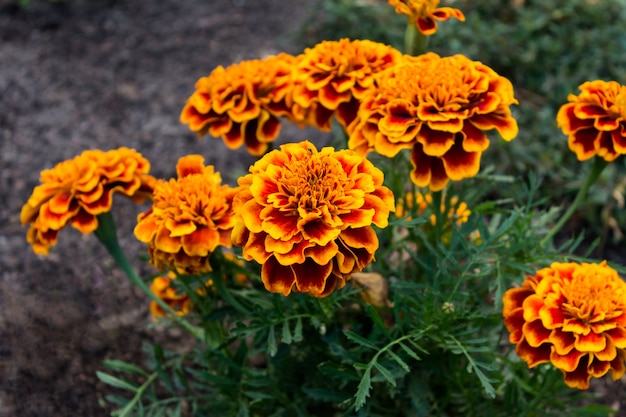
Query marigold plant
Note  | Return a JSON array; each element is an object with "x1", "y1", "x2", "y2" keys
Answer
[
  {"x1": 502, "y1": 261, "x2": 626, "y2": 389},
  {"x1": 291, "y1": 38, "x2": 404, "y2": 131},
  {"x1": 134, "y1": 155, "x2": 238, "y2": 275},
  {"x1": 348, "y1": 53, "x2": 518, "y2": 191},
  {"x1": 231, "y1": 140, "x2": 395, "y2": 297},
  {"x1": 556, "y1": 80, "x2": 626, "y2": 162},
  {"x1": 395, "y1": 191, "x2": 470, "y2": 226},
  {"x1": 20, "y1": 147, "x2": 155, "y2": 255},
  {"x1": 149, "y1": 273, "x2": 196, "y2": 319},
  {"x1": 388, "y1": 0, "x2": 464, "y2": 35},
  {"x1": 180, "y1": 53, "x2": 298, "y2": 156}
]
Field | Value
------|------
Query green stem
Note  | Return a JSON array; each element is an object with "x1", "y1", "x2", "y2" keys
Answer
[
  {"x1": 540, "y1": 157, "x2": 608, "y2": 247},
  {"x1": 404, "y1": 19, "x2": 429, "y2": 56},
  {"x1": 94, "y1": 212, "x2": 204, "y2": 340}
]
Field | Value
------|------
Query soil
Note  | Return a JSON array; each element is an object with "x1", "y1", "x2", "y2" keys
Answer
[
  {"x1": 0, "y1": 1, "x2": 327, "y2": 415},
  {"x1": 1, "y1": 1, "x2": 625, "y2": 416}
]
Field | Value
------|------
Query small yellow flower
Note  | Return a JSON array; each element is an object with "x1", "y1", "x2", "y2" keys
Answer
[
  {"x1": 388, "y1": 0, "x2": 465, "y2": 35},
  {"x1": 134, "y1": 155, "x2": 238, "y2": 275},
  {"x1": 20, "y1": 148, "x2": 155, "y2": 255},
  {"x1": 557, "y1": 80, "x2": 626, "y2": 162},
  {"x1": 232, "y1": 140, "x2": 395, "y2": 297},
  {"x1": 503, "y1": 261, "x2": 626, "y2": 389},
  {"x1": 180, "y1": 53, "x2": 298, "y2": 156},
  {"x1": 149, "y1": 273, "x2": 195, "y2": 319},
  {"x1": 348, "y1": 53, "x2": 518, "y2": 191}
]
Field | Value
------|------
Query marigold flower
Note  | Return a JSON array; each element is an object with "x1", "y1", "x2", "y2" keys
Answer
[
  {"x1": 348, "y1": 53, "x2": 518, "y2": 191},
  {"x1": 503, "y1": 261, "x2": 626, "y2": 389},
  {"x1": 291, "y1": 39, "x2": 403, "y2": 131},
  {"x1": 388, "y1": 0, "x2": 465, "y2": 35},
  {"x1": 149, "y1": 273, "x2": 196, "y2": 319},
  {"x1": 180, "y1": 53, "x2": 298, "y2": 156},
  {"x1": 134, "y1": 155, "x2": 238, "y2": 275},
  {"x1": 231, "y1": 140, "x2": 395, "y2": 297},
  {"x1": 556, "y1": 80, "x2": 626, "y2": 162},
  {"x1": 20, "y1": 148, "x2": 155, "y2": 255}
]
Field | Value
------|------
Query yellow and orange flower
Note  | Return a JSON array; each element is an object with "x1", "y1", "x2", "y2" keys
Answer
[
  {"x1": 557, "y1": 80, "x2": 626, "y2": 162},
  {"x1": 231, "y1": 140, "x2": 395, "y2": 297},
  {"x1": 503, "y1": 261, "x2": 626, "y2": 389},
  {"x1": 134, "y1": 155, "x2": 238, "y2": 275},
  {"x1": 348, "y1": 53, "x2": 518, "y2": 191},
  {"x1": 149, "y1": 273, "x2": 196, "y2": 319},
  {"x1": 20, "y1": 147, "x2": 155, "y2": 255},
  {"x1": 388, "y1": 0, "x2": 464, "y2": 35},
  {"x1": 291, "y1": 39, "x2": 403, "y2": 131},
  {"x1": 180, "y1": 53, "x2": 298, "y2": 156}
]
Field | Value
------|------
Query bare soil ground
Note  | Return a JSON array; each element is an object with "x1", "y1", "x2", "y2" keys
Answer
[{"x1": 0, "y1": 1, "x2": 325, "y2": 415}]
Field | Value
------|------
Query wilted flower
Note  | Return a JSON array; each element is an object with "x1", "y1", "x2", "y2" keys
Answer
[
  {"x1": 388, "y1": 0, "x2": 465, "y2": 35},
  {"x1": 348, "y1": 53, "x2": 518, "y2": 191},
  {"x1": 20, "y1": 148, "x2": 155, "y2": 255},
  {"x1": 503, "y1": 261, "x2": 626, "y2": 389},
  {"x1": 180, "y1": 53, "x2": 298, "y2": 156},
  {"x1": 556, "y1": 80, "x2": 626, "y2": 162},
  {"x1": 232, "y1": 140, "x2": 395, "y2": 297},
  {"x1": 134, "y1": 155, "x2": 238, "y2": 275},
  {"x1": 291, "y1": 39, "x2": 403, "y2": 131}
]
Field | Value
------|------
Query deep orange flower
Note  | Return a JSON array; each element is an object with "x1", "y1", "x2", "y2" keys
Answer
[
  {"x1": 149, "y1": 273, "x2": 196, "y2": 319},
  {"x1": 20, "y1": 148, "x2": 155, "y2": 255},
  {"x1": 291, "y1": 39, "x2": 403, "y2": 131},
  {"x1": 388, "y1": 0, "x2": 465, "y2": 35},
  {"x1": 231, "y1": 140, "x2": 395, "y2": 297},
  {"x1": 134, "y1": 155, "x2": 238, "y2": 275},
  {"x1": 557, "y1": 80, "x2": 626, "y2": 162},
  {"x1": 348, "y1": 53, "x2": 518, "y2": 191},
  {"x1": 503, "y1": 261, "x2": 626, "y2": 389},
  {"x1": 180, "y1": 53, "x2": 298, "y2": 156}
]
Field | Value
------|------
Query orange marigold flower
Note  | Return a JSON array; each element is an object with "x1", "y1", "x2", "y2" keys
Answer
[
  {"x1": 348, "y1": 53, "x2": 518, "y2": 191},
  {"x1": 149, "y1": 273, "x2": 195, "y2": 319},
  {"x1": 20, "y1": 147, "x2": 155, "y2": 255},
  {"x1": 231, "y1": 140, "x2": 395, "y2": 297},
  {"x1": 134, "y1": 155, "x2": 238, "y2": 275},
  {"x1": 557, "y1": 80, "x2": 626, "y2": 162},
  {"x1": 388, "y1": 0, "x2": 465, "y2": 35},
  {"x1": 503, "y1": 261, "x2": 626, "y2": 389},
  {"x1": 180, "y1": 53, "x2": 298, "y2": 156},
  {"x1": 291, "y1": 39, "x2": 403, "y2": 131}
]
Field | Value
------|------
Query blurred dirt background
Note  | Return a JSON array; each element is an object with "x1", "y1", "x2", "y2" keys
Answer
[{"x1": 0, "y1": 0, "x2": 327, "y2": 415}]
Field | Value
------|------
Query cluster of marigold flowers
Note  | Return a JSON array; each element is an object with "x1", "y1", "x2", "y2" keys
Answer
[{"x1": 19, "y1": 6, "x2": 626, "y2": 390}]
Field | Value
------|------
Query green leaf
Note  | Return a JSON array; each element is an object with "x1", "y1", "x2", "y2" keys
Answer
[
  {"x1": 344, "y1": 330, "x2": 379, "y2": 351},
  {"x1": 354, "y1": 365, "x2": 372, "y2": 410},
  {"x1": 267, "y1": 326, "x2": 278, "y2": 357},
  {"x1": 96, "y1": 371, "x2": 138, "y2": 392},
  {"x1": 386, "y1": 350, "x2": 410, "y2": 373},
  {"x1": 373, "y1": 362, "x2": 396, "y2": 387},
  {"x1": 293, "y1": 317, "x2": 303, "y2": 342},
  {"x1": 398, "y1": 342, "x2": 422, "y2": 362},
  {"x1": 103, "y1": 359, "x2": 149, "y2": 377},
  {"x1": 282, "y1": 320, "x2": 293, "y2": 344}
]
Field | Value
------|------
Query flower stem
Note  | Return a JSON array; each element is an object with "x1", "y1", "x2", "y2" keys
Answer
[
  {"x1": 94, "y1": 212, "x2": 204, "y2": 340},
  {"x1": 540, "y1": 157, "x2": 608, "y2": 247},
  {"x1": 404, "y1": 19, "x2": 429, "y2": 56}
]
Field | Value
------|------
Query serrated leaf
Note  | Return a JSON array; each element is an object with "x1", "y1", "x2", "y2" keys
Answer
[
  {"x1": 386, "y1": 350, "x2": 410, "y2": 373},
  {"x1": 344, "y1": 330, "x2": 378, "y2": 351},
  {"x1": 282, "y1": 320, "x2": 293, "y2": 344},
  {"x1": 96, "y1": 371, "x2": 138, "y2": 392},
  {"x1": 373, "y1": 362, "x2": 396, "y2": 387},
  {"x1": 354, "y1": 366, "x2": 372, "y2": 410},
  {"x1": 399, "y1": 343, "x2": 421, "y2": 362}
]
